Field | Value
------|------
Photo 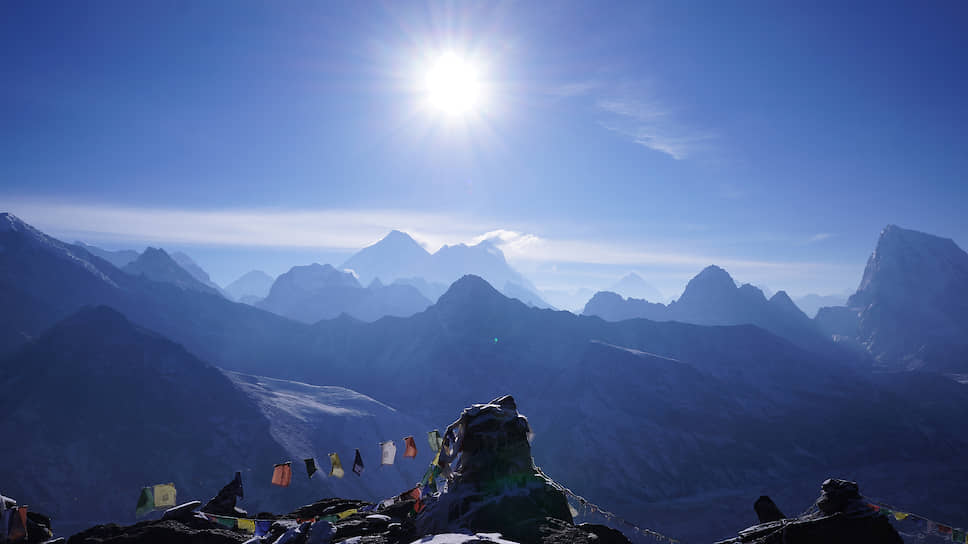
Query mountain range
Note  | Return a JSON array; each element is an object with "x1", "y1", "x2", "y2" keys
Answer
[
  {"x1": 342, "y1": 230, "x2": 551, "y2": 308},
  {"x1": 582, "y1": 265, "x2": 841, "y2": 358},
  {"x1": 257, "y1": 263, "x2": 432, "y2": 323},
  {"x1": 3, "y1": 213, "x2": 968, "y2": 543}
]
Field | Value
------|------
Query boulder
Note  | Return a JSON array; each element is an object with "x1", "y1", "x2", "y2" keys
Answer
[{"x1": 716, "y1": 478, "x2": 903, "y2": 544}]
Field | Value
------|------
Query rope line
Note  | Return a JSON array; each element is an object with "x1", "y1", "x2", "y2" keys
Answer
[{"x1": 535, "y1": 466, "x2": 683, "y2": 543}]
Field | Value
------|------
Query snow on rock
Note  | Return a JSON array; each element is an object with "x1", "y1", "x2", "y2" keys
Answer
[{"x1": 410, "y1": 532, "x2": 521, "y2": 544}]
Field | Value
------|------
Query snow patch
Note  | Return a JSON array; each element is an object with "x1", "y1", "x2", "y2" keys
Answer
[{"x1": 409, "y1": 533, "x2": 520, "y2": 544}]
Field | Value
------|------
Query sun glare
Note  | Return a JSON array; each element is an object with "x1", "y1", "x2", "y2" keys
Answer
[{"x1": 422, "y1": 52, "x2": 483, "y2": 117}]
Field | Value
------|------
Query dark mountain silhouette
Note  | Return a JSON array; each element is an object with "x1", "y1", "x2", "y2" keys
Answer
[
  {"x1": 582, "y1": 265, "x2": 836, "y2": 356},
  {"x1": 224, "y1": 270, "x2": 274, "y2": 302},
  {"x1": 0, "y1": 306, "x2": 298, "y2": 535},
  {"x1": 123, "y1": 247, "x2": 222, "y2": 296},
  {"x1": 257, "y1": 263, "x2": 431, "y2": 323}
]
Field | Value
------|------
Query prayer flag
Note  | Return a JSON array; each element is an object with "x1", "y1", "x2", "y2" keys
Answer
[
  {"x1": 407, "y1": 487, "x2": 423, "y2": 513},
  {"x1": 272, "y1": 462, "x2": 292, "y2": 487},
  {"x1": 254, "y1": 520, "x2": 272, "y2": 537},
  {"x1": 7, "y1": 506, "x2": 27, "y2": 542},
  {"x1": 353, "y1": 449, "x2": 364, "y2": 476},
  {"x1": 952, "y1": 529, "x2": 965, "y2": 542},
  {"x1": 329, "y1": 453, "x2": 344, "y2": 478},
  {"x1": 893, "y1": 511, "x2": 909, "y2": 521},
  {"x1": 153, "y1": 483, "x2": 177, "y2": 508},
  {"x1": 304, "y1": 458, "x2": 318, "y2": 479},
  {"x1": 237, "y1": 518, "x2": 256, "y2": 533},
  {"x1": 337, "y1": 508, "x2": 357, "y2": 520},
  {"x1": 939, "y1": 524, "x2": 953, "y2": 536},
  {"x1": 428, "y1": 430, "x2": 443, "y2": 452},
  {"x1": 403, "y1": 436, "x2": 418, "y2": 458},
  {"x1": 216, "y1": 516, "x2": 235, "y2": 528},
  {"x1": 380, "y1": 441, "x2": 396, "y2": 466},
  {"x1": 135, "y1": 487, "x2": 154, "y2": 517}
]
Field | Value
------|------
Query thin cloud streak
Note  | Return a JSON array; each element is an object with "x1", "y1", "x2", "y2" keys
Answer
[
  {"x1": 5, "y1": 200, "x2": 847, "y2": 280},
  {"x1": 596, "y1": 97, "x2": 715, "y2": 160},
  {"x1": 553, "y1": 78, "x2": 717, "y2": 159}
]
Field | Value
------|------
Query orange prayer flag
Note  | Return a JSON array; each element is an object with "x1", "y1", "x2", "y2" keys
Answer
[
  {"x1": 403, "y1": 436, "x2": 418, "y2": 458},
  {"x1": 272, "y1": 462, "x2": 292, "y2": 487}
]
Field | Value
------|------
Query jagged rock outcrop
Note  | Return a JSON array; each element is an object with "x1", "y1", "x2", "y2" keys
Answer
[
  {"x1": 417, "y1": 395, "x2": 627, "y2": 544},
  {"x1": 716, "y1": 479, "x2": 902, "y2": 544}
]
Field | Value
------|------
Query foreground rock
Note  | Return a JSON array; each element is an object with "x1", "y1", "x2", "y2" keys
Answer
[
  {"x1": 716, "y1": 479, "x2": 903, "y2": 544},
  {"x1": 417, "y1": 395, "x2": 621, "y2": 543},
  {"x1": 67, "y1": 396, "x2": 628, "y2": 544}
]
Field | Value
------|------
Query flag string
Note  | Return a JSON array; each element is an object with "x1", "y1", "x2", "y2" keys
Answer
[
  {"x1": 866, "y1": 500, "x2": 967, "y2": 542},
  {"x1": 535, "y1": 466, "x2": 683, "y2": 543}
]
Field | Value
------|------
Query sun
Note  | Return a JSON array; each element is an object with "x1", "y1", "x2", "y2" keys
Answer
[{"x1": 421, "y1": 52, "x2": 484, "y2": 117}]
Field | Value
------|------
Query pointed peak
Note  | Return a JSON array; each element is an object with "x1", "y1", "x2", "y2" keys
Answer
[
  {"x1": 769, "y1": 290, "x2": 794, "y2": 304},
  {"x1": 437, "y1": 275, "x2": 506, "y2": 306},
  {"x1": 689, "y1": 265, "x2": 736, "y2": 288},
  {"x1": 377, "y1": 230, "x2": 425, "y2": 248}
]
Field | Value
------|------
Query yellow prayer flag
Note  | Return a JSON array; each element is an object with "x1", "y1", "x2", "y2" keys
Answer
[
  {"x1": 337, "y1": 508, "x2": 357, "y2": 519},
  {"x1": 329, "y1": 452, "x2": 345, "y2": 478},
  {"x1": 152, "y1": 483, "x2": 177, "y2": 508},
  {"x1": 893, "y1": 511, "x2": 909, "y2": 521},
  {"x1": 237, "y1": 518, "x2": 256, "y2": 533}
]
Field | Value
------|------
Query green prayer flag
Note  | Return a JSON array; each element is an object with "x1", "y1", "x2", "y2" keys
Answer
[
  {"x1": 216, "y1": 516, "x2": 236, "y2": 528},
  {"x1": 427, "y1": 430, "x2": 443, "y2": 452},
  {"x1": 135, "y1": 487, "x2": 154, "y2": 517},
  {"x1": 952, "y1": 529, "x2": 965, "y2": 542}
]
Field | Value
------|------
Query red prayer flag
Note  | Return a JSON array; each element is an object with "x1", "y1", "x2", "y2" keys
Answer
[
  {"x1": 403, "y1": 436, "x2": 418, "y2": 458},
  {"x1": 408, "y1": 487, "x2": 424, "y2": 513},
  {"x1": 8, "y1": 506, "x2": 28, "y2": 541},
  {"x1": 939, "y1": 525, "x2": 953, "y2": 535},
  {"x1": 272, "y1": 462, "x2": 292, "y2": 487}
]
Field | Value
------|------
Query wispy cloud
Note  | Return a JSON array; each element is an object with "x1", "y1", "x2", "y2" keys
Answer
[
  {"x1": 596, "y1": 97, "x2": 714, "y2": 160},
  {"x1": 554, "y1": 79, "x2": 715, "y2": 160},
  {"x1": 4, "y1": 199, "x2": 851, "y2": 288},
  {"x1": 807, "y1": 232, "x2": 835, "y2": 243}
]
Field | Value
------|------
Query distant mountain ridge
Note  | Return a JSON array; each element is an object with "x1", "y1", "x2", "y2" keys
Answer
[
  {"x1": 608, "y1": 272, "x2": 663, "y2": 301},
  {"x1": 341, "y1": 230, "x2": 551, "y2": 308},
  {"x1": 72, "y1": 241, "x2": 140, "y2": 269},
  {"x1": 257, "y1": 263, "x2": 432, "y2": 323},
  {"x1": 582, "y1": 265, "x2": 835, "y2": 356},
  {"x1": 225, "y1": 270, "x2": 275, "y2": 302},
  {"x1": 123, "y1": 247, "x2": 223, "y2": 296}
]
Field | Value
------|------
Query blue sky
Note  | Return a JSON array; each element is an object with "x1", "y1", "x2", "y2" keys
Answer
[{"x1": 2, "y1": 1, "x2": 966, "y2": 299}]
